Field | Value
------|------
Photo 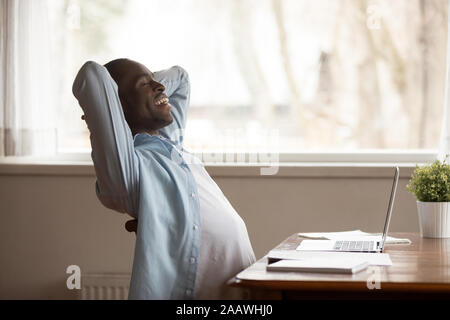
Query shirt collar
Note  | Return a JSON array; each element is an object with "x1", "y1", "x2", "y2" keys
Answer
[{"x1": 133, "y1": 132, "x2": 179, "y2": 148}]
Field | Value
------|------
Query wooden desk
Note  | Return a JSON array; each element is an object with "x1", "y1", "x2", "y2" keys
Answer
[{"x1": 230, "y1": 233, "x2": 450, "y2": 299}]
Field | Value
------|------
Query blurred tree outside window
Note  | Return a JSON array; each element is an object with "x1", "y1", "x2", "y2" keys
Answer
[{"x1": 48, "y1": 0, "x2": 448, "y2": 154}]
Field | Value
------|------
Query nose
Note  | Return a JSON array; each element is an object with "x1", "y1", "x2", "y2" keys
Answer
[{"x1": 152, "y1": 80, "x2": 165, "y2": 93}]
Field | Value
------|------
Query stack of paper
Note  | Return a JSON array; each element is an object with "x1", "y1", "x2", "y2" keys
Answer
[
  {"x1": 267, "y1": 258, "x2": 369, "y2": 274},
  {"x1": 267, "y1": 249, "x2": 393, "y2": 266}
]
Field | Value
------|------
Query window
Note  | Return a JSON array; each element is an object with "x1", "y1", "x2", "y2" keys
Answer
[{"x1": 48, "y1": 0, "x2": 448, "y2": 158}]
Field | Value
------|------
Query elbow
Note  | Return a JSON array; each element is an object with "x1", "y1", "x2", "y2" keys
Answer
[
  {"x1": 80, "y1": 61, "x2": 106, "y2": 76},
  {"x1": 72, "y1": 61, "x2": 109, "y2": 98},
  {"x1": 172, "y1": 65, "x2": 190, "y2": 83}
]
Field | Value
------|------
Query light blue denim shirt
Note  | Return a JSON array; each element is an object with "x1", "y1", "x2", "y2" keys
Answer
[{"x1": 72, "y1": 61, "x2": 201, "y2": 299}]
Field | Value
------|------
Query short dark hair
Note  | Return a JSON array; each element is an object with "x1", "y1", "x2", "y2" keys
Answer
[{"x1": 104, "y1": 58, "x2": 130, "y2": 84}]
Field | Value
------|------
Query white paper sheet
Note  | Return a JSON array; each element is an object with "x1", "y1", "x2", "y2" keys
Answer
[
  {"x1": 297, "y1": 230, "x2": 411, "y2": 244},
  {"x1": 268, "y1": 249, "x2": 392, "y2": 266},
  {"x1": 296, "y1": 240, "x2": 336, "y2": 251}
]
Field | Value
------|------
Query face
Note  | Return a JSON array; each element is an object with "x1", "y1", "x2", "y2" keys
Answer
[{"x1": 113, "y1": 60, "x2": 173, "y2": 134}]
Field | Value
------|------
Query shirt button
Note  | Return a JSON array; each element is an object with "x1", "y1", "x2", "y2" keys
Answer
[
  {"x1": 186, "y1": 289, "x2": 192, "y2": 296},
  {"x1": 190, "y1": 257, "x2": 196, "y2": 264},
  {"x1": 193, "y1": 224, "x2": 198, "y2": 230},
  {"x1": 191, "y1": 192, "x2": 195, "y2": 198}
]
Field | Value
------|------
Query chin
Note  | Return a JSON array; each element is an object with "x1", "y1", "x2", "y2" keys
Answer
[
  {"x1": 156, "y1": 116, "x2": 174, "y2": 130},
  {"x1": 162, "y1": 120, "x2": 173, "y2": 129}
]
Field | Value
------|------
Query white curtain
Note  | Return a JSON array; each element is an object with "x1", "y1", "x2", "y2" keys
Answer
[
  {"x1": 439, "y1": 0, "x2": 450, "y2": 160},
  {"x1": 0, "y1": 0, "x2": 57, "y2": 156}
]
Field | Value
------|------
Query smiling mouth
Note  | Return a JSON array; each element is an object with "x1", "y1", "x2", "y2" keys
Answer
[{"x1": 155, "y1": 96, "x2": 169, "y2": 106}]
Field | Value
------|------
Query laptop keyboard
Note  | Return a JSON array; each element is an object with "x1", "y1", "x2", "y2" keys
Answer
[{"x1": 333, "y1": 240, "x2": 374, "y2": 252}]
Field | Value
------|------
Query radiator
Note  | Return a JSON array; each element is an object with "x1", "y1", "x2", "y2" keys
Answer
[{"x1": 80, "y1": 273, "x2": 131, "y2": 300}]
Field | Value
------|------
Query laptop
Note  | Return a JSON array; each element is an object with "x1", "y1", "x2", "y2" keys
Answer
[{"x1": 300, "y1": 166, "x2": 399, "y2": 253}]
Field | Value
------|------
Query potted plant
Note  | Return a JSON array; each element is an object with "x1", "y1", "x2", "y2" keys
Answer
[{"x1": 407, "y1": 157, "x2": 450, "y2": 238}]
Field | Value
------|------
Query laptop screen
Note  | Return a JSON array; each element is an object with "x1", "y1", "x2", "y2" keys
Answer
[{"x1": 379, "y1": 167, "x2": 399, "y2": 252}]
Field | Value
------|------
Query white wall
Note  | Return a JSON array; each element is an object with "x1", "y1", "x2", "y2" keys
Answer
[{"x1": 0, "y1": 164, "x2": 418, "y2": 299}]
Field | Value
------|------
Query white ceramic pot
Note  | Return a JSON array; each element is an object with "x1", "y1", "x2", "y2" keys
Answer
[{"x1": 416, "y1": 201, "x2": 450, "y2": 238}]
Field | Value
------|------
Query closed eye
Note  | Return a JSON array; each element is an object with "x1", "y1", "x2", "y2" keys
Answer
[
  {"x1": 135, "y1": 73, "x2": 155, "y2": 87},
  {"x1": 139, "y1": 81, "x2": 152, "y2": 87}
]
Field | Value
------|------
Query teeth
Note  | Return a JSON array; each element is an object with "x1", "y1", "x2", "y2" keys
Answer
[{"x1": 155, "y1": 97, "x2": 168, "y2": 105}]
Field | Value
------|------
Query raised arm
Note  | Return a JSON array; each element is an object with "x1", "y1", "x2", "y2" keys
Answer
[
  {"x1": 154, "y1": 66, "x2": 190, "y2": 146},
  {"x1": 72, "y1": 61, "x2": 139, "y2": 217}
]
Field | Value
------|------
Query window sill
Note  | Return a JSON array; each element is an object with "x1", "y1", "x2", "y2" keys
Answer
[
  {"x1": 0, "y1": 159, "x2": 416, "y2": 178},
  {"x1": 0, "y1": 150, "x2": 434, "y2": 178}
]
